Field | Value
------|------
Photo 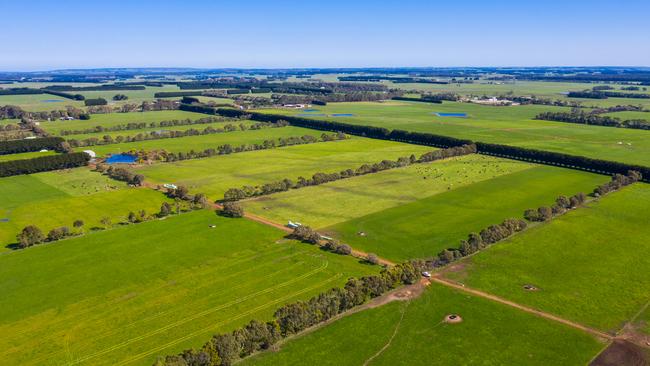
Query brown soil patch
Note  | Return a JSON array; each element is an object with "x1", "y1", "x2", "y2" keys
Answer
[
  {"x1": 444, "y1": 314, "x2": 463, "y2": 324},
  {"x1": 590, "y1": 340, "x2": 649, "y2": 366}
]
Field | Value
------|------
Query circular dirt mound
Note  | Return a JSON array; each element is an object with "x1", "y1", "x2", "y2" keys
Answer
[{"x1": 444, "y1": 314, "x2": 463, "y2": 323}]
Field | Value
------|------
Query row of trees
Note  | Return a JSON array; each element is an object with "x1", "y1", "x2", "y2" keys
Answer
[
  {"x1": 155, "y1": 262, "x2": 421, "y2": 366},
  {"x1": 0, "y1": 136, "x2": 65, "y2": 155},
  {"x1": 392, "y1": 96, "x2": 441, "y2": 104},
  {"x1": 84, "y1": 98, "x2": 108, "y2": 106},
  {"x1": 524, "y1": 193, "x2": 587, "y2": 222},
  {"x1": 593, "y1": 171, "x2": 642, "y2": 196},
  {"x1": 66, "y1": 123, "x2": 253, "y2": 148},
  {"x1": 58, "y1": 116, "x2": 236, "y2": 136},
  {"x1": 222, "y1": 144, "x2": 475, "y2": 202},
  {"x1": 0, "y1": 152, "x2": 89, "y2": 177},
  {"x1": 95, "y1": 164, "x2": 145, "y2": 186},
  {"x1": 567, "y1": 90, "x2": 650, "y2": 99},
  {"x1": 535, "y1": 110, "x2": 650, "y2": 130},
  {"x1": 125, "y1": 132, "x2": 344, "y2": 164},
  {"x1": 16, "y1": 220, "x2": 85, "y2": 248}
]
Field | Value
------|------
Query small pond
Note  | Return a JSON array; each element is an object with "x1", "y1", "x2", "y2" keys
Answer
[
  {"x1": 302, "y1": 109, "x2": 320, "y2": 112},
  {"x1": 106, "y1": 154, "x2": 137, "y2": 164},
  {"x1": 434, "y1": 112, "x2": 467, "y2": 117},
  {"x1": 331, "y1": 113, "x2": 354, "y2": 117},
  {"x1": 41, "y1": 99, "x2": 64, "y2": 103}
]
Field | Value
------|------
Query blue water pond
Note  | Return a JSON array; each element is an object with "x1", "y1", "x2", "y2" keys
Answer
[
  {"x1": 106, "y1": 154, "x2": 137, "y2": 164},
  {"x1": 302, "y1": 109, "x2": 320, "y2": 112},
  {"x1": 331, "y1": 113, "x2": 354, "y2": 117},
  {"x1": 42, "y1": 99, "x2": 64, "y2": 103},
  {"x1": 434, "y1": 112, "x2": 467, "y2": 117}
]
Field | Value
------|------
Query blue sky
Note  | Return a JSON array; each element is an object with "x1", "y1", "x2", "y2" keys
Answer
[{"x1": 1, "y1": 0, "x2": 649, "y2": 70}]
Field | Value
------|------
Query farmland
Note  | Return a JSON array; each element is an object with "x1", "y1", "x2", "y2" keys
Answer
[
  {"x1": 0, "y1": 210, "x2": 376, "y2": 365},
  {"x1": 241, "y1": 283, "x2": 604, "y2": 366},
  {"x1": 0, "y1": 168, "x2": 171, "y2": 249},
  {"x1": 138, "y1": 137, "x2": 432, "y2": 200},
  {"x1": 443, "y1": 184, "x2": 650, "y2": 333},
  {"x1": 259, "y1": 101, "x2": 650, "y2": 166},
  {"x1": 322, "y1": 165, "x2": 605, "y2": 261},
  {"x1": 0, "y1": 150, "x2": 57, "y2": 162}
]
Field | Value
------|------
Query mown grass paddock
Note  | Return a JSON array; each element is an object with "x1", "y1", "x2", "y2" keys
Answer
[
  {"x1": 0, "y1": 150, "x2": 58, "y2": 162},
  {"x1": 77, "y1": 126, "x2": 322, "y2": 157},
  {"x1": 0, "y1": 210, "x2": 376, "y2": 366},
  {"x1": 258, "y1": 101, "x2": 650, "y2": 166},
  {"x1": 39, "y1": 110, "x2": 210, "y2": 135},
  {"x1": 138, "y1": 137, "x2": 432, "y2": 200},
  {"x1": 323, "y1": 165, "x2": 606, "y2": 261},
  {"x1": 240, "y1": 283, "x2": 604, "y2": 366},
  {"x1": 0, "y1": 168, "x2": 171, "y2": 249},
  {"x1": 243, "y1": 154, "x2": 533, "y2": 228},
  {"x1": 444, "y1": 184, "x2": 650, "y2": 333}
]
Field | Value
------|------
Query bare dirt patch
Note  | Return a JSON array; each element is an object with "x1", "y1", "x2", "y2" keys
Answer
[
  {"x1": 444, "y1": 314, "x2": 463, "y2": 324},
  {"x1": 590, "y1": 340, "x2": 649, "y2": 366}
]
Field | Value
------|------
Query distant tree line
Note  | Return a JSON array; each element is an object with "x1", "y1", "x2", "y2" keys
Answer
[
  {"x1": 567, "y1": 90, "x2": 650, "y2": 99},
  {"x1": 0, "y1": 152, "x2": 89, "y2": 177},
  {"x1": 392, "y1": 96, "x2": 442, "y2": 104},
  {"x1": 84, "y1": 98, "x2": 108, "y2": 106},
  {"x1": 507, "y1": 96, "x2": 583, "y2": 107},
  {"x1": 222, "y1": 144, "x2": 476, "y2": 202},
  {"x1": 154, "y1": 262, "x2": 421, "y2": 366},
  {"x1": 0, "y1": 137, "x2": 65, "y2": 155},
  {"x1": 535, "y1": 110, "x2": 650, "y2": 130},
  {"x1": 154, "y1": 91, "x2": 203, "y2": 98},
  {"x1": 45, "y1": 84, "x2": 145, "y2": 91},
  {"x1": 593, "y1": 171, "x2": 641, "y2": 196}
]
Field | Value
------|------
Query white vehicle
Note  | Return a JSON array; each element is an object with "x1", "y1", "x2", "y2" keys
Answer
[
  {"x1": 421, "y1": 271, "x2": 431, "y2": 278},
  {"x1": 287, "y1": 220, "x2": 302, "y2": 229}
]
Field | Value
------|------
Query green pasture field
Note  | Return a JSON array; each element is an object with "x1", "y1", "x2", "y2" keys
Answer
[
  {"x1": 62, "y1": 120, "x2": 256, "y2": 141},
  {"x1": 389, "y1": 80, "x2": 601, "y2": 97},
  {"x1": 70, "y1": 85, "x2": 181, "y2": 105},
  {"x1": 39, "y1": 110, "x2": 211, "y2": 135},
  {"x1": 0, "y1": 93, "x2": 85, "y2": 111},
  {"x1": 0, "y1": 118, "x2": 21, "y2": 126},
  {"x1": 602, "y1": 110, "x2": 650, "y2": 120},
  {"x1": 244, "y1": 154, "x2": 532, "y2": 228},
  {"x1": 324, "y1": 165, "x2": 606, "y2": 261},
  {"x1": 0, "y1": 210, "x2": 376, "y2": 366},
  {"x1": 86, "y1": 126, "x2": 323, "y2": 157},
  {"x1": 242, "y1": 283, "x2": 604, "y2": 366},
  {"x1": 444, "y1": 184, "x2": 650, "y2": 333},
  {"x1": 193, "y1": 96, "x2": 235, "y2": 105},
  {"x1": 0, "y1": 150, "x2": 58, "y2": 162},
  {"x1": 259, "y1": 101, "x2": 650, "y2": 166},
  {"x1": 0, "y1": 168, "x2": 171, "y2": 249},
  {"x1": 138, "y1": 137, "x2": 432, "y2": 200}
]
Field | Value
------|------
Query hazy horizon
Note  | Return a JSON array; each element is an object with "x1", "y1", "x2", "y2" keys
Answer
[{"x1": 2, "y1": 0, "x2": 650, "y2": 71}]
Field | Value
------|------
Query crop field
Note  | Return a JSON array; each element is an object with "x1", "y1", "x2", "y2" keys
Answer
[
  {"x1": 70, "y1": 85, "x2": 181, "y2": 105},
  {"x1": 0, "y1": 168, "x2": 171, "y2": 249},
  {"x1": 0, "y1": 210, "x2": 376, "y2": 366},
  {"x1": 0, "y1": 150, "x2": 58, "y2": 162},
  {"x1": 260, "y1": 101, "x2": 650, "y2": 166},
  {"x1": 138, "y1": 137, "x2": 432, "y2": 200},
  {"x1": 443, "y1": 184, "x2": 650, "y2": 333},
  {"x1": 86, "y1": 125, "x2": 324, "y2": 156},
  {"x1": 243, "y1": 154, "x2": 533, "y2": 228},
  {"x1": 241, "y1": 283, "x2": 604, "y2": 366},
  {"x1": 39, "y1": 110, "x2": 210, "y2": 135},
  {"x1": 323, "y1": 165, "x2": 606, "y2": 261}
]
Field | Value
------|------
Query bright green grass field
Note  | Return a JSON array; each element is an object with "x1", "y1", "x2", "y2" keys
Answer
[
  {"x1": 138, "y1": 138, "x2": 432, "y2": 200},
  {"x1": 39, "y1": 110, "x2": 210, "y2": 135},
  {"x1": 242, "y1": 283, "x2": 604, "y2": 366},
  {"x1": 86, "y1": 126, "x2": 323, "y2": 157},
  {"x1": 63, "y1": 120, "x2": 256, "y2": 141},
  {"x1": 602, "y1": 110, "x2": 650, "y2": 120},
  {"x1": 244, "y1": 154, "x2": 532, "y2": 228},
  {"x1": 0, "y1": 168, "x2": 171, "y2": 249},
  {"x1": 0, "y1": 210, "x2": 376, "y2": 366},
  {"x1": 258, "y1": 101, "x2": 650, "y2": 166},
  {"x1": 0, "y1": 150, "x2": 58, "y2": 162},
  {"x1": 323, "y1": 165, "x2": 607, "y2": 261},
  {"x1": 444, "y1": 184, "x2": 650, "y2": 333},
  {"x1": 0, "y1": 94, "x2": 85, "y2": 111}
]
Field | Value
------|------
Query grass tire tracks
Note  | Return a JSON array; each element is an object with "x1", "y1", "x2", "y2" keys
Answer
[
  {"x1": 65, "y1": 260, "x2": 330, "y2": 365},
  {"x1": 362, "y1": 301, "x2": 410, "y2": 366}
]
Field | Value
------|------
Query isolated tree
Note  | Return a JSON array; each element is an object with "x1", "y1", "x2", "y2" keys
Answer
[
  {"x1": 73, "y1": 219, "x2": 84, "y2": 232},
  {"x1": 193, "y1": 193, "x2": 208, "y2": 209},
  {"x1": 128, "y1": 211, "x2": 137, "y2": 223},
  {"x1": 366, "y1": 253, "x2": 380, "y2": 265},
  {"x1": 222, "y1": 202, "x2": 244, "y2": 218},
  {"x1": 17, "y1": 225, "x2": 44, "y2": 248},
  {"x1": 159, "y1": 202, "x2": 172, "y2": 217},
  {"x1": 335, "y1": 244, "x2": 352, "y2": 255}
]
